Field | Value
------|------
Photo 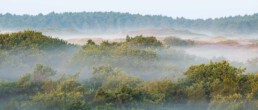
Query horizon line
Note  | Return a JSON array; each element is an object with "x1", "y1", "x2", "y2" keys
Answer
[{"x1": 1, "y1": 11, "x2": 257, "y2": 20}]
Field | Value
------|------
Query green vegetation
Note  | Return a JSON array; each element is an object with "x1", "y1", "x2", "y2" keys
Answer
[
  {"x1": 0, "y1": 30, "x2": 73, "y2": 51},
  {"x1": 126, "y1": 35, "x2": 163, "y2": 48},
  {"x1": 0, "y1": 31, "x2": 257, "y2": 109},
  {"x1": 163, "y1": 37, "x2": 194, "y2": 47},
  {"x1": 0, "y1": 31, "x2": 77, "y2": 80},
  {"x1": 0, "y1": 61, "x2": 257, "y2": 110},
  {"x1": 0, "y1": 12, "x2": 258, "y2": 33},
  {"x1": 72, "y1": 36, "x2": 161, "y2": 72},
  {"x1": 77, "y1": 39, "x2": 157, "y2": 61}
]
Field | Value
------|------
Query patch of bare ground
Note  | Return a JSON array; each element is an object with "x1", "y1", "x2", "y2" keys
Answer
[{"x1": 67, "y1": 38, "x2": 125, "y2": 45}]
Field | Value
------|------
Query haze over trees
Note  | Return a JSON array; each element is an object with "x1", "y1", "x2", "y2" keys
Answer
[
  {"x1": 0, "y1": 61, "x2": 257, "y2": 109},
  {"x1": 0, "y1": 31, "x2": 257, "y2": 109},
  {"x1": 0, "y1": 12, "x2": 258, "y2": 34},
  {"x1": 163, "y1": 37, "x2": 194, "y2": 47}
]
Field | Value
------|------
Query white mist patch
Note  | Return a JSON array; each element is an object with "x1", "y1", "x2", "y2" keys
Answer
[{"x1": 184, "y1": 45, "x2": 258, "y2": 62}]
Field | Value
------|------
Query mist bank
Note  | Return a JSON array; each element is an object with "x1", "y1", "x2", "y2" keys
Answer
[
  {"x1": 0, "y1": 30, "x2": 258, "y2": 109},
  {"x1": 1, "y1": 31, "x2": 258, "y2": 81},
  {"x1": 0, "y1": 61, "x2": 257, "y2": 110},
  {"x1": 1, "y1": 12, "x2": 258, "y2": 36},
  {"x1": 67, "y1": 34, "x2": 258, "y2": 62}
]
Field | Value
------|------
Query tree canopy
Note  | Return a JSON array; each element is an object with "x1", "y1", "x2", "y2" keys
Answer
[
  {"x1": 0, "y1": 12, "x2": 258, "y2": 34},
  {"x1": 0, "y1": 30, "x2": 73, "y2": 51},
  {"x1": 1, "y1": 61, "x2": 257, "y2": 110}
]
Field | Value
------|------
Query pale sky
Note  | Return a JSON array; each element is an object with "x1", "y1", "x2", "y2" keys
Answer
[{"x1": 0, "y1": 0, "x2": 257, "y2": 19}]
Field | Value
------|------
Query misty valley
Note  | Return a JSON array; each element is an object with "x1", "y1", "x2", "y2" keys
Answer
[
  {"x1": 0, "y1": 30, "x2": 257, "y2": 110},
  {"x1": 0, "y1": 9, "x2": 258, "y2": 110}
]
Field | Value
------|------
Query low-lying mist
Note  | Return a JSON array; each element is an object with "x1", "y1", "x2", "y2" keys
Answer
[
  {"x1": 1, "y1": 30, "x2": 258, "y2": 79},
  {"x1": 0, "y1": 30, "x2": 257, "y2": 110}
]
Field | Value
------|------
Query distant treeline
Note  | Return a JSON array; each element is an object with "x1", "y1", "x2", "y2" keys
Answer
[{"x1": 0, "y1": 12, "x2": 258, "y2": 34}]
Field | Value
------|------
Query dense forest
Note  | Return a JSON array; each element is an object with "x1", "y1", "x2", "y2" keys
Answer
[
  {"x1": 0, "y1": 12, "x2": 258, "y2": 34},
  {"x1": 0, "y1": 30, "x2": 257, "y2": 110}
]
